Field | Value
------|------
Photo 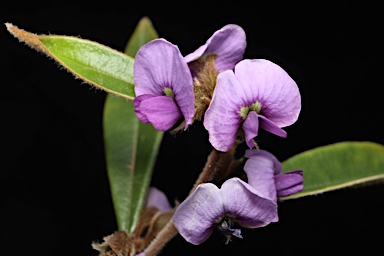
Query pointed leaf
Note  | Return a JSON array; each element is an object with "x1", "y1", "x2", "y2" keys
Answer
[
  {"x1": 281, "y1": 141, "x2": 384, "y2": 200},
  {"x1": 103, "y1": 96, "x2": 163, "y2": 232},
  {"x1": 124, "y1": 16, "x2": 158, "y2": 58},
  {"x1": 103, "y1": 17, "x2": 162, "y2": 232},
  {"x1": 5, "y1": 23, "x2": 135, "y2": 100}
]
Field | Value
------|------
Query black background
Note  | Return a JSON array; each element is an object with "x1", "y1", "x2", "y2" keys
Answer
[{"x1": 1, "y1": 2, "x2": 383, "y2": 255}]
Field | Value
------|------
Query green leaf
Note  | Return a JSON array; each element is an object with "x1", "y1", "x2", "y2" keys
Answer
[
  {"x1": 281, "y1": 141, "x2": 384, "y2": 200},
  {"x1": 103, "y1": 17, "x2": 162, "y2": 233},
  {"x1": 5, "y1": 23, "x2": 135, "y2": 100},
  {"x1": 124, "y1": 16, "x2": 158, "y2": 58}
]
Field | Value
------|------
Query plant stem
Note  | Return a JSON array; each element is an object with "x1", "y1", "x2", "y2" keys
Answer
[{"x1": 142, "y1": 217, "x2": 178, "y2": 256}]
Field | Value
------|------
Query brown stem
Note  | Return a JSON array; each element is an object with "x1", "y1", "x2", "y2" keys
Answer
[
  {"x1": 191, "y1": 147, "x2": 236, "y2": 191},
  {"x1": 143, "y1": 218, "x2": 178, "y2": 256},
  {"x1": 143, "y1": 147, "x2": 237, "y2": 256}
]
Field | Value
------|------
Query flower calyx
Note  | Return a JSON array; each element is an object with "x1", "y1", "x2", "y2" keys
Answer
[{"x1": 189, "y1": 54, "x2": 219, "y2": 121}]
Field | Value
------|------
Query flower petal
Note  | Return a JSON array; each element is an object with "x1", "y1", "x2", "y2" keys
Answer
[
  {"x1": 244, "y1": 149, "x2": 282, "y2": 174},
  {"x1": 184, "y1": 24, "x2": 246, "y2": 72},
  {"x1": 133, "y1": 94, "x2": 154, "y2": 124},
  {"x1": 233, "y1": 59, "x2": 301, "y2": 127},
  {"x1": 173, "y1": 183, "x2": 224, "y2": 245},
  {"x1": 134, "y1": 39, "x2": 195, "y2": 129},
  {"x1": 242, "y1": 111, "x2": 259, "y2": 149},
  {"x1": 259, "y1": 115, "x2": 287, "y2": 138},
  {"x1": 137, "y1": 95, "x2": 182, "y2": 131},
  {"x1": 145, "y1": 187, "x2": 172, "y2": 213},
  {"x1": 243, "y1": 151, "x2": 277, "y2": 202},
  {"x1": 275, "y1": 170, "x2": 304, "y2": 197},
  {"x1": 220, "y1": 178, "x2": 278, "y2": 228},
  {"x1": 203, "y1": 70, "x2": 244, "y2": 151}
]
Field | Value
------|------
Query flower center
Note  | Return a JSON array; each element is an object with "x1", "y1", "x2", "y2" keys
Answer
[
  {"x1": 215, "y1": 215, "x2": 243, "y2": 244},
  {"x1": 163, "y1": 87, "x2": 174, "y2": 97},
  {"x1": 239, "y1": 101, "x2": 262, "y2": 120}
]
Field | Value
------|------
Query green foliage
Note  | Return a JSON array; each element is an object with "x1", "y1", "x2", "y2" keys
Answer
[
  {"x1": 39, "y1": 36, "x2": 136, "y2": 99},
  {"x1": 281, "y1": 141, "x2": 384, "y2": 200},
  {"x1": 103, "y1": 17, "x2": 162, "y2": 232},
  {"x1": 5, "y1": 22, "x2": 136, "y2": 100}
]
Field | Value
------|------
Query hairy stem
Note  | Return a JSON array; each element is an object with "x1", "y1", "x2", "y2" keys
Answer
[
  {"x1": 192, "y1": 147, "x2": 236, "y2": 187},
  {"x1": 142, "y1": 217, "x2": 178, "y2": 256}
]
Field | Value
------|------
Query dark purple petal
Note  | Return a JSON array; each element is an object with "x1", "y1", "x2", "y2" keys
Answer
[
  {"x1": 203, "y1": 70, "x2": 244, "y2": 151},
  {"x1": 275, "y1": 170, "x2": 304, "y2": 197},
  {"x1": 173, "y1": 183, "x2": 224, "y2": 245},
  {"x1": 136, "y1": 95, "x2": 182, "y2": 131},
  {"x1": 220, "y1": 178, "x2": 278, "y2": 228},
  {"x1": 145, "y1": 187, "x2": 172, "y2": 213},
  {"x1": 242, "y1": 111, "x2": 259, "y2": 149},
  {"x1": 133, "y1": 94, "x2": 154, "y2": 124},
  {"x1": 243, "y1": 151, "x2": 277, "y2": 202},
  {"x1": 245, "y1": 150, "x2": 304, "y2": 198},
  {"x1": 259, "y1": 115, "x2": 287, "y2": 138},
  {"x1": 233, "y1": 59, "x2": 301, "y2": 127},
  {"x1": 134, "y1": 39, "x2": 195, "y2": 129},
  {"x1": 185, "y1": 24, "x2": 246, "y2": 72}
]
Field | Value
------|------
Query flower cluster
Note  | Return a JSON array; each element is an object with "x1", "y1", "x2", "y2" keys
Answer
[
  {"x1": 133, "y1": 24, "x2": 303, "y2": 245},
  {"x1": 173, "y1": 149, "x2": 303, "y2": 244},
  {"x1": 133, "y1": 24, "x2": 301, "y2": 151}
]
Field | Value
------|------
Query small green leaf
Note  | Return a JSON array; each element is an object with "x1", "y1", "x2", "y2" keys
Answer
[
  {"x1": 5, "y1": 23, "x2": 135, "y2": 100},
  {"x1": 103, "y1": 17, "x2": 162, "y2": 232},
  {"x1": 124, "y1": 16, "x2": 158, "y2": 57},
  {"x1": 281, "y1": 141, "x2": 384, "y2": 200}
]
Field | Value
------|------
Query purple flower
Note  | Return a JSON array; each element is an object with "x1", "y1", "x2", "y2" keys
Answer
[
  {"x1": 184, "y1": 24, "x2": 247, "y2": 121},
  {"x1": 185, "y1": 24, "x2": 246, "y2": 73},
  {"x1": 145, "y1": 186, "x2": 172, "y2": 213},
  {"x1": 173, "y1": 149, "x2": 303, "y2": 245},
  {"x1": 204, "y1": 59, "x2": 301, "y2": 152},
  {"x1": 133, "y1": 39, "x2": 195, "y2": 131},
  {"x1": 173, "y1": 178, "x2": 278, "y2": 245},
  {"x1": 244, "y1": 149, "x2": 304, "y2": 199}
]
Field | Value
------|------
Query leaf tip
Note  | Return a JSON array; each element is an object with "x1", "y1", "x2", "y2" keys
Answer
[
  {"x1": 138, "y1": 16, "x2": 151, "y2": 24},
  {"x1": 4, "y1": 22, "x2": 14, "y2": 31},
  {"x1": 5, "y1": 22, "x2": 45, "y2": 53},
  {"x1": 5, "y1": 22, "x2": 21, "y2": 39},
  {"x1": 138, "y1": 16, "x2": 156, "y2": 31}
]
